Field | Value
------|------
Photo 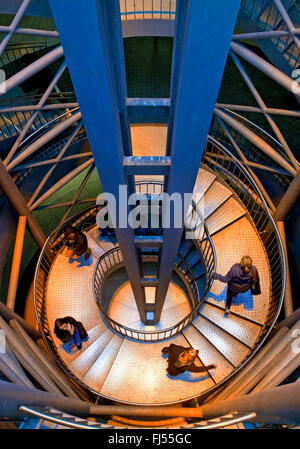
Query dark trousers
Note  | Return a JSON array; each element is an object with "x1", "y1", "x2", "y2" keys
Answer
[
  {"x1": 226, "y1": 287, "x2": 235, "y2": 310},
  {"x1": 73, "y1": 328, "x2": 81, "y2": 347}
]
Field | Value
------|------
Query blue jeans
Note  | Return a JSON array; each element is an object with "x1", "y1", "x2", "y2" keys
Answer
[{"x1": 73, "y1": 328, "x2": 81, "y2": 348}]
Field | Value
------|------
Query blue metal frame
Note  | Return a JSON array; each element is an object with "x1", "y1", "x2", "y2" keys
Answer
[
  {"x1": 155, "y1": 0, "x2": 242, "y2": 321},
  {"x1": 49, "y1": 0, "x2": 146, "y2": 321},
  {"x1": 49, "y1": 0, "x2": 241, "y2": 325}
]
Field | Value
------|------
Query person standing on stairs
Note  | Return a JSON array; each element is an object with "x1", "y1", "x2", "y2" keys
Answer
[
  {"x1": 212, "y1": 256, "x2": 261, "y2": 315},
  {"x1": 162, "y1": 345, "x2": 216, "y2": 377},
  {"x1": 63, "y1": 225, "x2": 92, "y2": 261}
]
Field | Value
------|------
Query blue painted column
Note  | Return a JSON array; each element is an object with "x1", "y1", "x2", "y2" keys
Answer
[
  {"x1": 154, "y1": 0, "x2": 241, "y2": 322},
  {"x1": 49, "y1": 0, "x2": 146, "y2": 321}
]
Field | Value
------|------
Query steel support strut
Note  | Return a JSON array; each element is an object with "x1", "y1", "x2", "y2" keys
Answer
[
  {"x1": 0, "y1": 159, "x2": 46, "y2": 249},
  {"x1": 154, "y1": 0, "x2": 241, "y2": 322}
]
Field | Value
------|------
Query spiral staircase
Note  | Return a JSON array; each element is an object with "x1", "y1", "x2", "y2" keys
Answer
[
  {"x1": 0, "y1": 0, "x2": 299, "y2": 431},
  {"x1": 34, "y1": 142, "x2": 281, "y2": 407}
]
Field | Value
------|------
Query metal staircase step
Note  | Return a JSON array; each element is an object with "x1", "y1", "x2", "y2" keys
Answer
[
  {"x1": 69, "y1": 327, "x2": 114, "y2": 378},
  {"x1": 84, "y1": 334, "x2": 124, "y2": 392},
  {"x1": 200, "y1": 180, "x2": 233, "y2": 219},
  {"x1": 84, "y1": 232, "x2": 105, "y2": 259},
  {"x1": 100, "y1": 335, "x2": 214, "y2": 405},
  {"x1": 54, "y1": 321, "x2": 103, "y2": 366},
  {"x1": 185, "y1": 247, "x2": 201, "y2": 268},
  {"x1": 209, "y1": 217, "x2": 270, "y2": 325},
  {"x1": 182, "y1": 325, "x2": 234, "y2": 384},
  {"x1": 179, "y1": 237, "x2": 194, "y2": 257},
  {"x1": 192, "y1": 167, "x2": 216, "y2": 202},
  {"x1": 162, "y1": 284, "x2": 189, "y2": 311},
  {"x1": 195, "y1": 276, "x2": 206, "y2": 298},
  {"x1": 206, "y1": 197, "x2": 246, "y2": 236},
  {"x1": 200, "y1": 303, "x2": 262, "y2": 347},
  {"x1": 192, "y1": 315, "x2": 251, "y2": 367},
  {"x1": 87, "y1": 226, "x2": 115, "y2": 252}
]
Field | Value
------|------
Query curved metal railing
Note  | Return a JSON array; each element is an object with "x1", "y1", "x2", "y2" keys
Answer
[
  {"x1": 34, "y1": 206, "x2": 100, "y2": 393},
  {"x1": 210, "y1": 112, "x2": 295, "y2": 191},
  {"x1": 19, "y1": 405, "x2": 257, "y2": 430},
  {"x1": 240, "y1": 0, "x2": 300, "y2": 70},
  {"x1": 203, "y1": 136, "x2": 286, "y2": 349},
  {"x1": 33, "y1": 141, "x2": 286, "y2": 396},
  {"x1": 120, "y1": 0, "x2": 176, "y2": 21},
  {"x1": 92, "y1": 179, "x2": 215, "y2": 341},
  {"x1": 93, "y1": 248, "x2": 208, "y2": 341},
  {"x1": 0, "y1": 94, "x2": 79, "y2": 142}
]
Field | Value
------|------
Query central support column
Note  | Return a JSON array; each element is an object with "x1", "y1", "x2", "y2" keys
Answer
[
  {"x1": 154, "y1": 0, "x2": 241, "y2": 323},
  {"x1": 49, "y1": 0, "x2": 146, "y2": 322}
]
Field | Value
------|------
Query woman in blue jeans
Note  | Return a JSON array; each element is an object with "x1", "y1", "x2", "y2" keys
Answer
[{"x1": 54, "y1": 317, "x2": 88, "y2": 350}]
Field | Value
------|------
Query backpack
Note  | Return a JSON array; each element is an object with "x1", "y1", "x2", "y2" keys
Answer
[{"x1": 250, "y1": 268, "x2": 261, "y2": 296}]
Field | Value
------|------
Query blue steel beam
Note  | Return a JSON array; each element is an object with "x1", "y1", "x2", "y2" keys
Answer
[
  {"x1": 123, "y1": 156, "x2": 171, "y2": 176},
  {"x1": 155, "y1": 0, "x2": 241, "y2": 322},
  {"x1": 49, "y1": 0, "x2": 146, "y2": 322}
]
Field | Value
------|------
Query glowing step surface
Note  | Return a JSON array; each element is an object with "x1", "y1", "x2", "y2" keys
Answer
[
  {"x1": 192, "y1": 315, "x2": 251, "y2": 367},
  {"x1": 192, "y1": 167, "x2": 216, "y2": 201},
  {"x1": 197, "y1": 181, "x2": 232, "y2": 219},
  {"x1": 83, "y1": 334, "x2": 124, "y2": 393},
  {"x1": 205, "y1": 197, "x2": 246, "y2": 236},
  {"x1": 200, "y1": 303, "x2": 262, "y2": 347},
  {"x1": 87, "y1": 227, "x2": 115, "y2": 253},
  {"x1": 182, "y1": 324, "x2": 234, "y2": 384},
  {"x1": 208, "y1": 217, "x2": 270, "y2": 325},
  {"x1": 100, "y1": 336, "x2": 215, "y2": 405},
  {"x1": 69, "y1": 327, "x2": 113, "y2": 378}
]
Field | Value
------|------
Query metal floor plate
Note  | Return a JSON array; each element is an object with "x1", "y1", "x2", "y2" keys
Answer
[
  {"x1": 109, "y1": 281, "x2": 191, "y2": 330},
  {"x1": 199, "y1": 302, "x2": 262, "y2": 347},
  {"x1": 206, "y1": 197, "x2": 246, "y2": 236},
  {"x1": 209, "y1": 217, "x2": 270, "y2": 325},
  {"x1": 182, "y1": 324, "x2": 234, "y2": 384},
  {"x1": 193, "y1": 315, "x2": 251, "y2": 367},
  {"x1": 100, "y1": 336, "x2": 215, "y2": 405}
]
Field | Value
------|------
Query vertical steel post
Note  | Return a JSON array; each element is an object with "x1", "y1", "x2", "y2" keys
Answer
[
  {"x1": 49, "y1": 0, "x2": 146, "y2": 321},
  {"x1": 276, "y1": 221, "x2": 294, "y2": 318},
  {"x1": 274, "y1": 170, "x2": 300, "y2": 317},
  {"x1": 274, "y1": 170, "x2": 300, "y2": 222},
  {"x1": 155, "y1": 0, "x2": 241, "y2": 322},
  {"x1": 6, "y1": 216, "x2": 27, "y2": 310}
]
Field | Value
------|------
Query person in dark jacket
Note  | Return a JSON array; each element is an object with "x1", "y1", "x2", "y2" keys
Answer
[
  {"x1": 212, "y1": 256, "x2": 260, "y2": 315},
  {"x1": 64, "y1": 225, "x2": 91, "y2": 260},
  {"x1": 161, "y1": 344, "x2": 216, "y2": 377},
  {"x1": 54, "y1": 316, "x2": 88, "y2": 350}
]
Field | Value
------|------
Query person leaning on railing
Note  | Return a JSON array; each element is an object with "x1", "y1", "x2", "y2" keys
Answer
[{"x1": 212, "y1": 256, "x2": 261, "y2": 315}]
